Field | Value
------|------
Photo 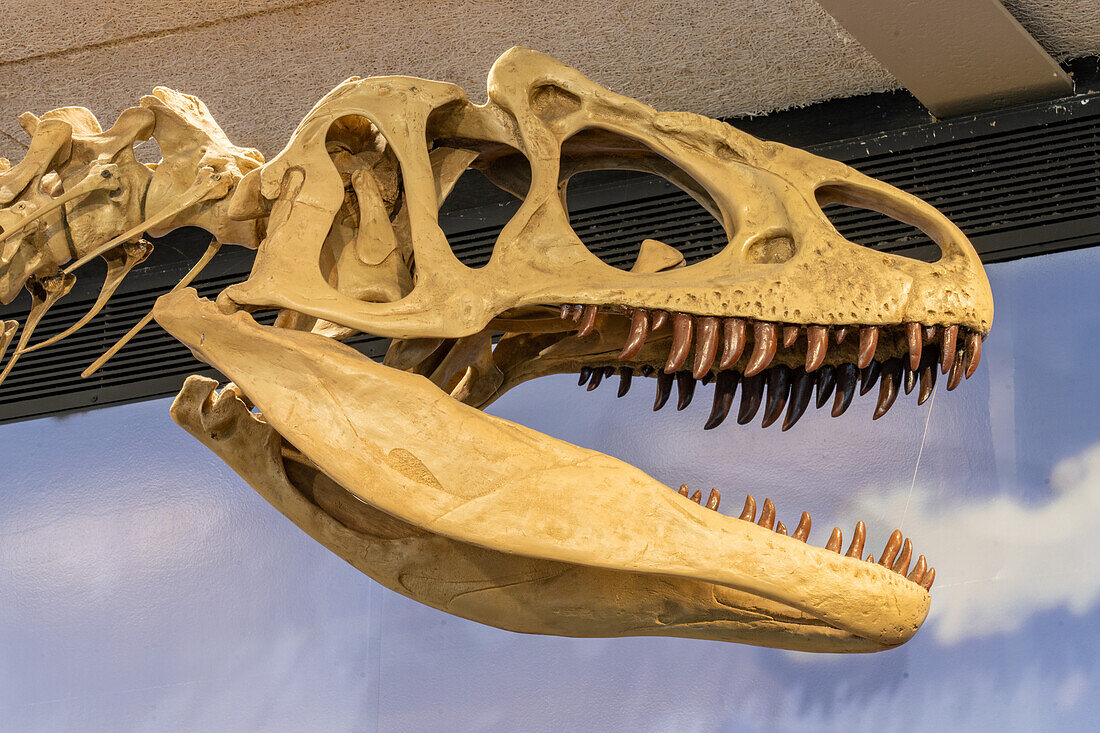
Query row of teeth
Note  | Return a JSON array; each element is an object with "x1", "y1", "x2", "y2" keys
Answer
[
  {"x1": 578, "y1": 345, "x2": 946, "y2": 430},
  {"x1": 676, "y1": 486, "x2": 935, "y2": 590},
  {"x1": 558, "y1": 304, "x2": 983, "y2": 382}
]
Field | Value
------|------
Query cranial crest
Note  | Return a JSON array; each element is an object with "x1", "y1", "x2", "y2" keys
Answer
[{"x1": 1, "y1": 48, "x2": 994, "y2": 652}]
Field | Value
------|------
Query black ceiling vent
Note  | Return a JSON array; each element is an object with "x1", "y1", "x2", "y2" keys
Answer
[{"x1": 1, "y1": 83, "x2": 1098, "y2": 423}]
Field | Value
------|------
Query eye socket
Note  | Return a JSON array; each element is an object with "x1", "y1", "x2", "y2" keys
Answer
[{"x1": 815, "y1": 184, "x2": 943, "y2": 263}]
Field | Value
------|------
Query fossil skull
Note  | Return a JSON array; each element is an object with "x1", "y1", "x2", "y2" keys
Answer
[{"x1": 146, "y1": 48, "x2": 993, "y2": 652}]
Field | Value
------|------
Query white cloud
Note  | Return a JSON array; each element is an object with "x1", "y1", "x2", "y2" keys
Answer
[{"x1": 852, "y1": 442, "x2": 1100, "y2": 644}]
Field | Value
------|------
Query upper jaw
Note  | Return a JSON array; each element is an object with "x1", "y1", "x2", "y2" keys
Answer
[{"x1": 154, "y1": 288, "x2": 932, "y2": 650}]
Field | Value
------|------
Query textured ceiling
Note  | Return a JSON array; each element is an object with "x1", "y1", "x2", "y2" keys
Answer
[{"x1": 1, "y1": 0, "x2": 1098, "y2": 162}]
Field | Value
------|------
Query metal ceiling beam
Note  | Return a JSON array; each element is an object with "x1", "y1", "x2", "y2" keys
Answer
[{"x1": 817, "y1": 0, "x2": 1073, "y2": 118}]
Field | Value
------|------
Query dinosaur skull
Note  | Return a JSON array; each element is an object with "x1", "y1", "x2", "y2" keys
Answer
[{"x1": 154, "y1": 48, "x2": 993, "y2": 651}]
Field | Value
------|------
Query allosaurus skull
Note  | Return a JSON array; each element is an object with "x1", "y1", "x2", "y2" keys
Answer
[{"x1": 1, "y1": 48, "x2": 993, "y2": 652}]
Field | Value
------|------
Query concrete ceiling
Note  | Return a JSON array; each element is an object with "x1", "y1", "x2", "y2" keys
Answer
[{"x1": 1, "y1": 0, "x2": 1098, "y2": 162}]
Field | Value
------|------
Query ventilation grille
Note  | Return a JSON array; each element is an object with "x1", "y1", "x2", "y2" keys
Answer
[{"x1": 2, "y1": 91, "x2": 1098, "y2": 422}]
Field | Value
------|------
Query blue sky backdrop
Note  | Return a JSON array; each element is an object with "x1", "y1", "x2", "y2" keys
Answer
[{"x1": 1, "y1": 247, "x2": 1097, "y2": 732}]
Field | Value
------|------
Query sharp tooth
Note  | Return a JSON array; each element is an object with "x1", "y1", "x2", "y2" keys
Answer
[
  {"x1": 737, "y1": 372, "x2": 765, "y2": 424},
  {"x1": 873, "y1": 357, "x2": 901, "y2": 419},
  {"x1": 578, "y1": 366, "x2": 593, "y2": 386},
  {"x1": 859, "y1": 359, "x2": 881, "y2": 396},
  {"x1": 892, "y1": 538, "x2": 913, "y2": 575},
  {"x1": 664, "y1": 313, "x2": 694, "y2": 373},
  {"x1": 866, "y1": 554, "x2": 875, "y2": 563},
  {"x1": 776, "y1": 521, "x2": 788, "y2": 536},
  {"x1": 878, "y1": 529, "x2": 903, "y2": 567},
  {"x1": 653, "y1": 370, "x2": 673, "y2": 410},
  {"x1": 640, "y1": 364, "x2": 655, "y2": 378},
  {"x1": 903, "y1": 362, "x2": 917, "y2": 395},
  {"x1": 805, "y1": 326, "x2": 828, "y2": 372},
  {"x1": 815, "y1": 364, "x2": 837, "y2": 409},
  {"x1": 940, "y1": 325, "x2": 958, "y2": 375},
  {"x1": 739, "y1": 495, "x2": 757, "y2": 521},
  {"x1": 757, "y1": 498, "x2": 776, "y2": 529},
  {"x1": 964, "y1": 330, "x2": 982, "y2": 378},
  {"x1": 704, "y1": 370, "x2": 739, "y2": 430},
  {"x1": 719, "y1": 317, "x2": 747, "y2": 369},
  {"x1": 845, "y1": 520, "x2": 866, "y2": 557},
  {"x1": 783, "y1": 367, "x2": 814, "y2": 431},
  {"x1": 706, "y1": 488, "x2": 721, "y2": 510},
  {"x1": 678, "y1": 484, "x2": 690, "y2": 497},
  {"x1": 690, "y1": 489, "x2": 703, "y2": 504},
  {"x1": 834, "y1": 326, "x2": 850, "y2": 344},
  {"x1": 586, "y1": 367, "x2": 605, "y2": 391},
  {"x1": 618, "y1": 308, "x2": 650, "y2": 360},
  {"x1": 692, "y1": 316, "x2": 720, "y2": 378},
  {"x1": 559, "y1": 304, "x2": 571, "y2": 319},
  {"x1": 908, "y1": 555, "x2": 927, "y2": 582},
  {"x1": 832, "y1": 363, "x2": 858, "y2": 417},
  {"x1": 617, "y1": 367, "x2": 633, "y2": 397},
  {"x1": 761, "y1": 365, "x2": 792, "y2": 428},
  {"x1": 744, "y1": 322, "x2": 778, "y2": 376},
  {"x1": 782, "y1": 325, "x2": 800, "y2": 348},
  {"x1": 675, "y1": 371, "x2": 696, "y2": 410},
  {"x1": 920, "y1": 567, "x2": 936, "y2": 590},
  {"x1": 650, "y1": 310, "x2": 669, "y2": 330},
  {"x1": 857, "y1": 326, "x2": 879, "y2": 369},
  {"x1": 793, "y1": 511, "x2": 812, "y2": 542},
  {"x1": 577, "y1": 305, "x2": 599, "y2": 337},
  {"x1": 906, "y1": 322, "x2": 923, "y2": 370},
  {"x1": 923, "y1": 325, "x2": 937, "y2": 342},
  {"x1": 571, "y1": 305, "x2": 583, "y2": 322},
  {"x1": 918, "y1": 351, "x2": 938, "y2": 405},
  {"x1": 825, "y1": 527, "x2": 843, "y2": 552},
  {"x1": 946, "y1": 346, "x2": 965, "y2": 390}
]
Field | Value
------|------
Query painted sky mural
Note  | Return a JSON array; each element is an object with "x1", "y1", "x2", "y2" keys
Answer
[{"x1": 1, "y1": 246, "x2": 1097, "y2": 731}]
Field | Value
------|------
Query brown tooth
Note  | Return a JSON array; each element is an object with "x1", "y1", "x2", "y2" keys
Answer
[
  {"x1": 832, "y1": 363, "x2": 858, "y2": 417},
  {"x1": 873, "y1": 357, "x2": 901, "y2": 419},
  {"x1": 776, "y1": 521, "x2": 788, "y2": 536},
  {"x1": 782, "y1": 325, "x2": 800, "y2": 348},
  {"x1": 815, "y1": 364, "x2": 837, "y2": 409},
  {"x1": 701, "y1": 372, "x2": 714, "y2": 386},
  {"x1": 651, "y1": 310, "x2": 669, "y2": 331},
  {"x1": 559, "y1": 304, "x2": 571, "y2": 320},
  {"x1": 866, "y1": 554, "x2": 874, "y2": 563},
  {"x1": 719, "y1": 318, "x2": 747, "y2": 369},
  {"x1": 857, "y1": 326, "x2": 879, "y2": 369},
  {"x1": 571, "y1": 305, "x2": 583, "y2": 322},
  {"x1": 940, "y1": 325, "x2": 958, "y2": 375},
  {"x1": 908, "y1": 555, "x2": 927, "y2": 583},
  {"x1": 744, "y1": 322, "x2": 778, "y2": 377},
  {"x1": 964, "y1": 330, "x2": 982, "y2": 378},
  {"x1": 859, "y1": 359, "x2": 881, "y2": 396},
  {"x1": 737, "y1": 372, "x2": 765, "y2": 424},
  {"x1": 878, "y1": 529, "x2": 903, "y2": 567},
  {"x1": 640, "y1": 364, "x2": 655, "y2": 378},
  {"x1": 578, "y1": 366, "x2": 593, "y2": 386},
  {"x1": 845, "y1": 520, "x2": 866, "y2": 557},
  {"x1": 793, "y1": 511, "x2": 812, "y2": 542},
  {"x1": 692, "y1": 316, "x2": 721, "y2": 378},
  {"x1": 920, "y1": 567, "x2": 936, "y2": 590},
  {"x1": 757, "y1": 498, "x2": 776, "y2": 529},
  {"x1": 586, "y1": 367, "x2": 605, "y2": 391},
  {"x1": 783, "y1": 367, "x2": 814, "y2": 431},
  {"x1": 739, "y1": 494, "x2": 757, "y2": 521},
  {"x1": 903, "y1": 362, "x2": 917, "y2": 395},
  {"x1": 834, "y1": 326, "x2": 850, "y2": 344},
  {"x1": 653, "y1": 370, "x2": 673, "y2": 410},
  {"x1": 761, "y1": 365, "x2": 792, "y2": 428},
  {"x1": 664, "y1": 313, "x2": 694, "y2": 373},
  {"x1": 706, "y1": 488, "x2": 721, "y2": 511},
  {"x1": 892, "y1": 538, "x2": 913, "y2": 575},
  {"x1": 946, "y1": 346, "x2": 965, "y2": 391},
  {"x1": 619, "y1": 308, "x2": 649, "y2": 360},
  {"x1": 678, "y1": 484, "x2": 690, "y2": 497},
  {"x1": 704, "y1": 370, "x2": 739, "y2": 430},
  {"x1": 825, "y1": 527, "x2": 843, "y2": 552},
  {"x1": 805, "y1": 326, "x2": 828, "y2": 372},
  {"x1": 918, "y1": 351, "x2": 938, "y2": 405},
  {"x1": 675, "y1": 371, "x2": 696, "y2": 410},
  {"x1": 577, "y1": 304, "x2": 599, "y2": 337},
  {"x1": 690, "y1": 490, "x2": 703, "y2": 504},
  {"x1": 906, "y1": 322, "x2": 923, "y2": 371},
  {"x1": 923, "y1": 325, "x2": 937, "y2": 342},
  {"x1": 617, "y1": 367, "x2": 633, "y2": 398}
]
